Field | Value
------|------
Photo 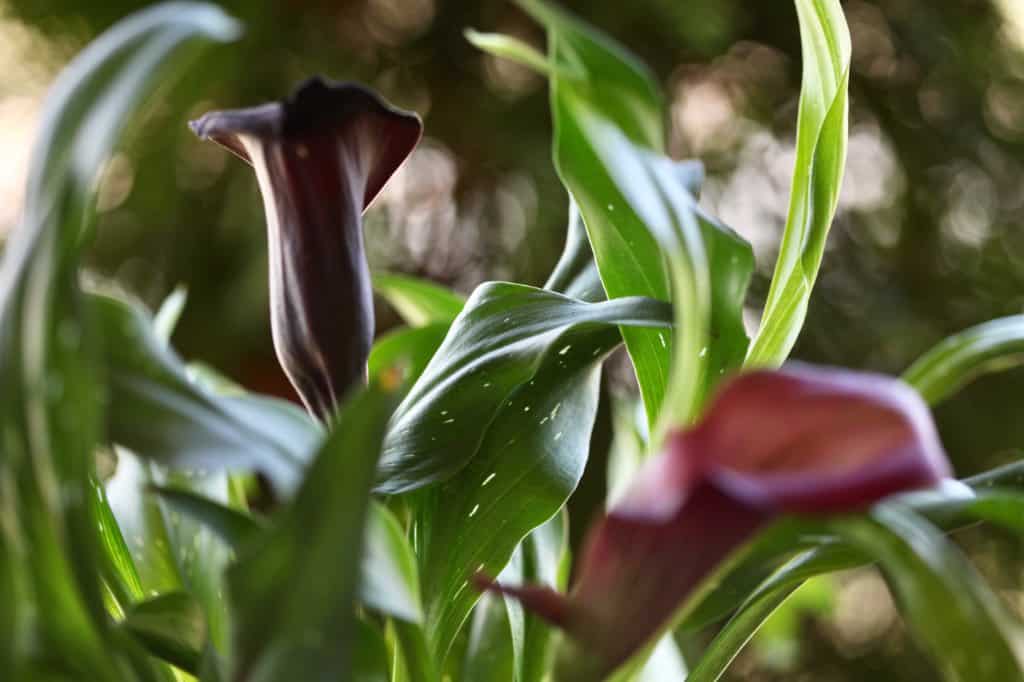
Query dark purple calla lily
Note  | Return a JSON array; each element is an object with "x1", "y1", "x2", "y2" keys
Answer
[
  {"x1": 191, "y1": 77, "x2": 422, "y2": 420},
  {"x1": 480, "y1": 363, "x2": 951, "y2": 677}
]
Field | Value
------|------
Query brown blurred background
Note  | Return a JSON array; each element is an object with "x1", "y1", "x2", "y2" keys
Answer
[{"x1": 2, "y1": 0, "x2": 1024, "y2": 678}]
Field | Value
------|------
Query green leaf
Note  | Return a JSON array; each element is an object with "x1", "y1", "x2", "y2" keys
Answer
[
  {"x1": 543, "y1": 202, "x2": 605, "y2": 303},
  {"x1": 464, "y1": 29, "x2": 559, "y2": 80},
  {"x1": 414, "y1": 333, "x2": 604, "y2": 664},
  {"x1": 377, "y1": 282, "x2": 671, "y2": 492},
  {"x1": 153, "y1": 285, "x2": 189, "y2": 344},
  {"x1": 361, "y1": 501, "x2": 423, "y2": 624},
  {"x1": 372, "y1": 272, "x2": 465, "y2": 327},
  {"x1": 150, "y1": 486, "x2": 427, "y2": 629},
  {"x1": 557, "y1": 115, "x2": 752, "y2": 444},
  {"x1": 227, "y1": 382, "x2": 396, "y2": 681},
  {"x1": 461, "y1": 592, "x2": 516, "y2": 681},
  {"x1": 516, "y1": 512, "x2": 570, "y2": 682},
  {"x1": 903, "y1": 315, "x2": 1024, "y2": 404},
  {"x1": 0, "y1": 4, "x2": 238, "y2": 678},
  {"x1": 91, "y1": 475, "x2": 145, "y2": 611},
  {"x1": 150, "y1": 484, "x2": 264, "y2": 549},
  {"x1": 368, "y1": 323, "x2": 450, "y2": 384},
  {"x1": 354, "y1": 619, "x2": 392, "y2": 682},
  {"x1": 831, "y1": 505, "x2": 1024, "y2": 681},
  {"x1": 512, "y1": 0, "x2": 673, "y2": 432},
  {"x1": 91, "y1": 291, "x2": 321, "y2": 495},
  {"x1": 121, "y1": 591, "x2": 206, "y2": 673},
  {"x1": 476, "y1": 5, "x2": 753, "y2": 439},
  {"x1": 106, "y1": 448, "x2": 238, "y2": 652},
  {"x1": 745, "y1": 0, "x2": 851, "y2": 366}
]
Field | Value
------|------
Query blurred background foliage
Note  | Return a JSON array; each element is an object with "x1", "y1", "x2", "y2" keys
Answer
[{"x1": 2, "y1": 0, "x2": 1024, "y2": 679}]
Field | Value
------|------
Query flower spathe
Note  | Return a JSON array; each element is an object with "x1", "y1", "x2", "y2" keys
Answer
[
  {"x1": 191, "y1": 77, "x2": 422, "y2": 421},
  {"x1": 480, "y1": 363, "x2": 952, "y2": 676}
]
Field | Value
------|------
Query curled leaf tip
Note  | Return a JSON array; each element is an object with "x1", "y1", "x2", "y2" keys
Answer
[
  {"x1": 494, "y1": 363, "x2": 952, "y2": 676},
  {"x1": 192, "y1": 77, "x2": 422, "y2": 421}
]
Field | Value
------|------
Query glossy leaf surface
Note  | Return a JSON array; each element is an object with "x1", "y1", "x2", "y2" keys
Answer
[
  {"x1": 903, "y1": 315, "x2": 1024, "y2": 404},
  {"x1": 745, "y1": 0, "x2": 851, "y2": 366},
  {"x1": 377, "y1": 282, "x2": 671, "y2": 492},
  {"x1": 514, "y1": 0, "x2": 672, "y2": 431}
]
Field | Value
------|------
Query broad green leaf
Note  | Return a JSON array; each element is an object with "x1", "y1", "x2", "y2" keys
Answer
[
  {"x1": 151, "y1": 486, "x2": 426, "y2": 627},
  {"x1": 512, "y1": 0, "x2": 673, "y2": 432},
  {"x1": 377, "y1": 282, "x2": 672, "y2": 492},
  {"x1": 831, "y1": 506, "x2": 1024, "y2": 681},
  {"x1": 121, "y1": 591, "x2": 206, "y2": 673},
  {"x1": 227, "y1": 383, "x2": 395, "y2": 681},
  {"x1": 361, "y1": 501, "x2": 423, "y2": 624},
  {"x1": 368, "y1": 323, "x2": 450, "y2": 383},
  {"x1": 150, "y1": 484, "x2": 264, "y2": 549},
  {"x1": 562, "y1": 115, "x2": 752, "y2": 444},
  {"x1": 461, "y1": 593, "x2": 516, "y2": 681},
  {"x1": 903, "y1": 315, "x2": 1024, "y2": 404},
  {"x1": 745, "y1": 0, "x2": 851, "y2": 366},
  {"x1": 373, "y1": 272, "x2": 465, "y2": 327},
  {"x1": 0, "y1": 4, "x2": 238, "y2": 678},
  {"x1": 91, "y1": 291, "x2": 321, "y2": 495},
  {"x1": 414, "y1": 312, "x2": 612, "y2": 663},
  {"x1": 464, "y1": 512, "x2": 570, "y2": 682},
  {"x1": 474, "y1": 8, "x2": 752, "y2": 439}
]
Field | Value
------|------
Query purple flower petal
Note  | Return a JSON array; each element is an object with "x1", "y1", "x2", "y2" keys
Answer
[
  {"x1": 482, "y1": 363, "x2": 951, "y2": 676},
  {"x1": 191, "y1": 77, "x2": 421, "y2": 420}
]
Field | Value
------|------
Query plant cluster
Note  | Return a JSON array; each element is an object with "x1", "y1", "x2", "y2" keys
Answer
[{"x1": 3, "y1": 1, "x2": 1024, "y2": 681}]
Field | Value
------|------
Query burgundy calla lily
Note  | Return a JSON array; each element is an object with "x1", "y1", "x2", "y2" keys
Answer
[
  {"x1": 480, "y1": 363, "x2": 951, "y2": 677},
  {"x1": 191, "y1": 77, "x2": 422, "y2": 420}
]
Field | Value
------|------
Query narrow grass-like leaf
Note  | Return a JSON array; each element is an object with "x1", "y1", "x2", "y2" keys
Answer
[
  {"x1": 0, "y1": 5, "x2": 238, "y2": 678},
  {"x1": 903, "y1": 315, "x2": 1024, "y2": 404},
  {"x1": 361, "y1": 501, "x2": 424, "y2": 624},
  {"x1": 832, "y1": 506, "x2": 1024, "y2": 681},
  {"x1": 745, "y1": 0, "x2": 851, "y2": 366}
]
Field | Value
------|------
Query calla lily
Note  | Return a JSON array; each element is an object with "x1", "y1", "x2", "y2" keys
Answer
[
  {"x1": 191, "y1": 77, "x2": 422, "y2": 421},
  {"x1": 480, "y1": 363, "x2": 951, "y2": 677}
]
